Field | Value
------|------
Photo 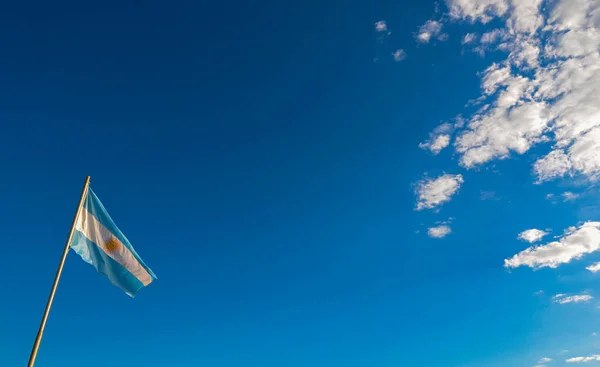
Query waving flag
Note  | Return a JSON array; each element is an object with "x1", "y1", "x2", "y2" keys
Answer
[{"x1": 70, "y1": 189, "x2": 157, "y2": 297}]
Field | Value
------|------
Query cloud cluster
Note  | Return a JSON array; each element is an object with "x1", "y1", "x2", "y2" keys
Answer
[
  {"x1": 415, "y1": 174, "x2": 464, "y2": 210},
  {"x1": 553, "y1": 293, "x2": 593, "y2": 304},
  {"x1": 504, "y1": 222, "x2": 600, "y2": 269},
  {"x1": 374, "y1": 20, "x2": 407, "y2": 62},
  {"x1": 517, "y1": 228, "x2": 548, "y2": 243},
  {"x1": 413, "y1": 0, "x2": 600, "y2": 271},
  {"x1": 420, "y1": 0, "x2": 600, "y2": 183}
]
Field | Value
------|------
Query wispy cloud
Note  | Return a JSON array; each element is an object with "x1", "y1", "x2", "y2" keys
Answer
[
  {"x1": 562, "y1": 192, "x2": 579, "y2": 202},
  {"x1": 480, "y1": 190, "x2": 499, "y2": 200},
  {"x1": 462, "y1": 32, "x2": 477, "y2": 44},
  {"x1": 480, "y1": 29, "x2": 507, "y2": 45},
  {"x1": 553, "y1": 293, "x2": 593, "y2": 304},
  {"x1": 566, "y1": 355, "x2": 600, "y2": 363},
  {"x1": 392, "y1": 49, "x2": 407, "y2": 62},
  {"x1": 415, "y1": 20, "x2": 448, "y2": 43},
  {"x1": 534, "y1": 358, "x2": 551, "y2": 367}
]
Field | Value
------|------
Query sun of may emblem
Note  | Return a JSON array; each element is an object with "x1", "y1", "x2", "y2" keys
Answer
[{"x1": 105, "y1": 238, "x2": 120, "y2": 253}]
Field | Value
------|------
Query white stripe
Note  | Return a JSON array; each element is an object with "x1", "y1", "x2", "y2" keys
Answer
[{"x1": 75, "y1": 207, "x2": 153, "y2": 286}]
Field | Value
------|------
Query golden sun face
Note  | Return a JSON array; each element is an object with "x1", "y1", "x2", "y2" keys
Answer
[{"x1": 105, "y1": 238, "x2": 120, "y2": 253}]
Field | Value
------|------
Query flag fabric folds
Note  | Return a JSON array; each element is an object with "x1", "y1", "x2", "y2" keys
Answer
[{"x1": 69, "y1": 189, "x2": 157, "y2": 297}]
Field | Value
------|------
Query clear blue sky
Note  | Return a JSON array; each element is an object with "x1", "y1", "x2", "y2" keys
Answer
[{"x1": 2, "y1": 0, "x2": 600, "y2": 366}]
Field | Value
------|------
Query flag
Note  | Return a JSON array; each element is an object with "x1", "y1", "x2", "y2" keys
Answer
[{"x1": 69, "y1": 188, "x2": 157, "y2": 297}]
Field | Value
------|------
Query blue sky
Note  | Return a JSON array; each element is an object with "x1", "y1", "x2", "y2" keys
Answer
[{"x1": 1, "y1": 0, "x2": 600, "y2": 366}]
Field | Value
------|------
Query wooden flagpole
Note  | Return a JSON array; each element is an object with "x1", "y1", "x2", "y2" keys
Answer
[{"x1": 27, "y1": 176, "x2": 91, "y2": 367}]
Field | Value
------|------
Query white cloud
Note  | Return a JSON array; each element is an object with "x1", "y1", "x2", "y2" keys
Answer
[
  {"x1": 518, "y1": 229, "x2": 548, "y2": 243},
  {"x1": 455, "y1": 97, "x2": 549, "y2": 169},
  {"x1": 480, "y1": 29, "x2": 506, "y2": 44},
  {"x1": 392, "y1": 49, "x2": 407, "y2": 62},
  {"x1": 462, "y1": 33, "x2": 478, "y2": 44},
  {"x1": 534, "y1": 128, "x2": 600, "y2": 183},
  {"x1": 446, "y1": 0, "x2": 509, "y2": 24},
  {"x1": 419, "y1": 122, "x2": 456, "y2": 155},
  {"x1": 504, "y1": 222, "x2": 600, "y2": 269},
  {"x1": 480, "y1": 190, "x2": 498, "y2": 200},
  {"x1": 566, "y1": 355, "x2": 600, "y2": 363},
  {"x1": 375, "y1": 20, "x2": 387, "y2": 32},
  {"x1": 437, "y1": 33, "x2": 450, "y2": 42},
  {"x1": 539, "y1": 357, "x2": 553, "y2": 363},
  {"x1": 470, "y1": 28, "x2": 511, "y2": 56},
  {"x1": 562, "y1": 192, "x2": 579, "y2": 201},
  {"x1": 415, "y1": 20, "x2": 448, "y2": 43},
  {"x1": 586, "y1": 262, "x2": 600, "y2": 273},
  {"x1": 415, "y1": 173, "x2": 464, "y2": 210},
  {"x1": 428, "y1": 225, "x2": 452, "y2": 238},
  {"x1": 509, "y1": 0, "x2": 545, "y2": 35},
  {"x1": 420, "y1": 134, "x2": 450, "y2": 154},
  {"x1": 417, "y1": 0, "x2": 600, "y2": 183},
  {"x1": 553, "y1": 293, "x2": 593, "y2": 304},
  {"x1": 534, "y1": 150, "x2": 572, "y2": 183},
  {"x1": 480, "y1": 63, "x2": 512, "y2": 94}
]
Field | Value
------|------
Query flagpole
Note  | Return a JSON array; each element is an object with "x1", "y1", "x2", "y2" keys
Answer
[{"x1": 27, "y1": 176, "x2": 91, "y2": 367}]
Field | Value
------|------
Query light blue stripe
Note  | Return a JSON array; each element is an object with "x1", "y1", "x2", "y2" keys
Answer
[
  {"x1": 70, "y1": 230, "x2": 145, "y2": 297},
  {"x1": 84, "y1": 189, "x2": 157, "y2": 281}
]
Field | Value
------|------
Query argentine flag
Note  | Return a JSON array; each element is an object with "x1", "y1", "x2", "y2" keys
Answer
[{"x1": 70, "y1": 189, "x2": 157, "y2": 297}]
